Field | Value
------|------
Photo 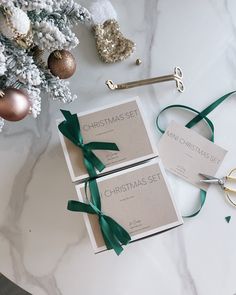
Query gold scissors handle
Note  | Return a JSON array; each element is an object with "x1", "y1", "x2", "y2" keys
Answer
[
  {"x1": 226, "y1": 175, "x2": 236, "y2": 181},
  {"x1": 225, "y1": 168, "x2": 236, "y2": 207},
  {"x1": 224, "y1": 187, "x2": 236, "y2": 193}
]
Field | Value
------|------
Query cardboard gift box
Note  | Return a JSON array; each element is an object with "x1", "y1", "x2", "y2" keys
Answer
[
  {"x1": 57, "y1": 98, "x2": 183, "y2": 254},
  {"x1": 76, "y1": 158, "x2": 183, "y2": 253},
  {"x1": 58, "y1": 98, "x2": 158, "y2": 183}
]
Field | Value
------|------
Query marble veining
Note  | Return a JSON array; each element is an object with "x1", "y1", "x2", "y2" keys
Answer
[{"x1": 1, "y1": 0, "x2": 236, "y2": 294}]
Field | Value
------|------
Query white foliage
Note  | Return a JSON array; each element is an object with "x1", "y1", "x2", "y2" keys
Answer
[
  {"x1": 0, "y1": 0, "x2": 14, "y2": 9},
  {"x1": 27, "y1": 85, "x2": 41, "y2": 118},
  {"x1": 44, "y1": 74, "x2": 77, "y2": 103},
  {"x1": 17, "y1": 0, "x2": 54, "y2": 13},
  {"x1": 33, "y1": 20, "x2": 79, "y2": 51},
  {"x1": 0, "y1": 0, "x2": 91, "y2": 131},
  {"x1": 0, "y1": 44, "x2": 6, "y2": 75},
  {"x1": 61, "y1": 0, "x2": 92, "y2": 24},
  {"x1": 5, "y1": 51, "x2": 41, "y2": 86},
  {"x1": 0, "y1": 118, "x2": 4, "y2": 132},
  {"x1": 33, "y1": 20, "x2": 67, "y2": 51}
]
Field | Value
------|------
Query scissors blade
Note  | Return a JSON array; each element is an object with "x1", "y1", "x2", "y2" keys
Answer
[
  {"x1": 199, "y1": 173, "x2": 220, "y2": 183},
  {"x1": 199, "y1": 173, "x2": 218, "y2": 180}
]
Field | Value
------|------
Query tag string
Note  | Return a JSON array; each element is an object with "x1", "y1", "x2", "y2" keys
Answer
[{"x1": 156, "y1": 91, "x2": 236, "y2": 217}]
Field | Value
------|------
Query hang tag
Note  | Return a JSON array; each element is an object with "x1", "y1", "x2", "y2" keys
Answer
[{"x1": 158, "y1": 121, "x2": 227, "y2": 190}]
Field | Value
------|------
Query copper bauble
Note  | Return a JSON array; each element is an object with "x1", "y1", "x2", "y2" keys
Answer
[
  {"x1": 48, "y1": 50, "x2": 76, "y2": 79},
  {"x1": 0, "y1": 88, "x2": 31, "y2": 121}
]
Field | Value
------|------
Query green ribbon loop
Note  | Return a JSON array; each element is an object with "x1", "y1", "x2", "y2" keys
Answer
[
  {"x1": 58, "y1": 110, "x2": 119, "y2": 173},
  {"x1": 59, "y1": 110, "x2": 131, "y2": 255},
  {"x1": 68, "y1": 200, "x2": 131, "y2": 255},
  {"x1": 156, "y1": 91, "x2": 236, "y2": 217}
]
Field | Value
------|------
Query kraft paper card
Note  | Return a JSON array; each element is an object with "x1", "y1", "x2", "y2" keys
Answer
[
  {"x1": 76, "y1": 159, "x2": 183, "y2": 253},
  {"x1": 58, "y1": 98, "x2": 158, "y2": 182},
  {"x1": 158, "y1": 121, "x2": 227, "y2": 191}
]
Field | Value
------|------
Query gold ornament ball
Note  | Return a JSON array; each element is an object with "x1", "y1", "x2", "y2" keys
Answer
[
  {"x1": 0, "y1": 88, "x2": 31, "y2": 121},
  {"x1": 48, "y1": 50, "x2": 77, "y2": 79}
]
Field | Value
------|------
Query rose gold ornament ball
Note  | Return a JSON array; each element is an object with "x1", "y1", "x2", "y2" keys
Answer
[
  {"x1": 48, "y1": 50, "x2": 77, "y2": 79},
  {"x1": 0, "y1": 88, "x2": 31, "y2": 121}
]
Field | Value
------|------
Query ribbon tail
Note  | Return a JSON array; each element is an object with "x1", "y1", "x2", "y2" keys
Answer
[
  {"x1": 84, "y1": 149, "x2": 105, "y2": 172},
  {"x1": 59, "y1": 110, "x2": 83, "y2": 146},
  {"x1": 186, "y1": 91, "x2": 236, "y2": 129},
  {"x1": 58, "y1": 121, "x2": 78, "y2": 146},
  {"x1": 104, "y1": 215, "x2": 131, "y2": 245},
  {"x1": 99, "y1": 216, "x2": 124, "y2": 255},
  {"x1": 83, "y1": 142, "x2": 119, "y2": 172},
  {"x1": 60, "y1": 109, "x2": 73, "y2": 121},
  {"x1": 100, "y1": 229, "x2": 113, "y2": 251},
  {"x1": 85, "y1": 142, "x2": 119, "y2": 152},
  {"x1": 183, "y1": 190, "x2": 206, "y2": 218},
  {"x1": 67, "y1": 200, "x2": 96, "y2": 214}
]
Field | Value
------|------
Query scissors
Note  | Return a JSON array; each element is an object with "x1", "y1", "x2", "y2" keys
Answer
[{"x1": 199, "y1": 168, "x2": 236, "y2": 207}]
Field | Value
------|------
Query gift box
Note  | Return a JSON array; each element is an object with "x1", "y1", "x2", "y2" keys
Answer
[
  {"x1": 76, "y1": 158, "x2": 183, "y2": 253},
  {"x1": 57, "y1": 98, "x2": 183, "y2": 255},
  {"x1": 58, "y1": 98, "x2": 158, "y2": 183}
]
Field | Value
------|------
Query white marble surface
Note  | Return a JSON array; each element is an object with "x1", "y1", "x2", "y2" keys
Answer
[{"x1": 1, "y1": 0, "x2": 236, "y2": 294}]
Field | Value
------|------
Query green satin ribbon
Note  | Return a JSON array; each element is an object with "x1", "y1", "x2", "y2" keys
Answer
[
  {"x1": 67, "y1": 199, "x2": 131, "y2": 255},
  {"x1": 58, "y1": 110, "x2": 119, "y2": 176},
  {"x1": 59, "y1": 110, "x2": 131, "y2": 255},
  {"x1": 156, "y1": 91, "x2": 236, "y2": 217}
]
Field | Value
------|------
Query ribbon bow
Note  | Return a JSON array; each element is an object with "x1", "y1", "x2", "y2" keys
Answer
[
  {"x1": 58, "y1": 110, "x2": 119, "y2": 177},
  {"x1": 59, "y1": 110, "x2": 131, "y2": 255},
  {"x1": 68, "y1": 179, "x2": 131, "y2": 255}
]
